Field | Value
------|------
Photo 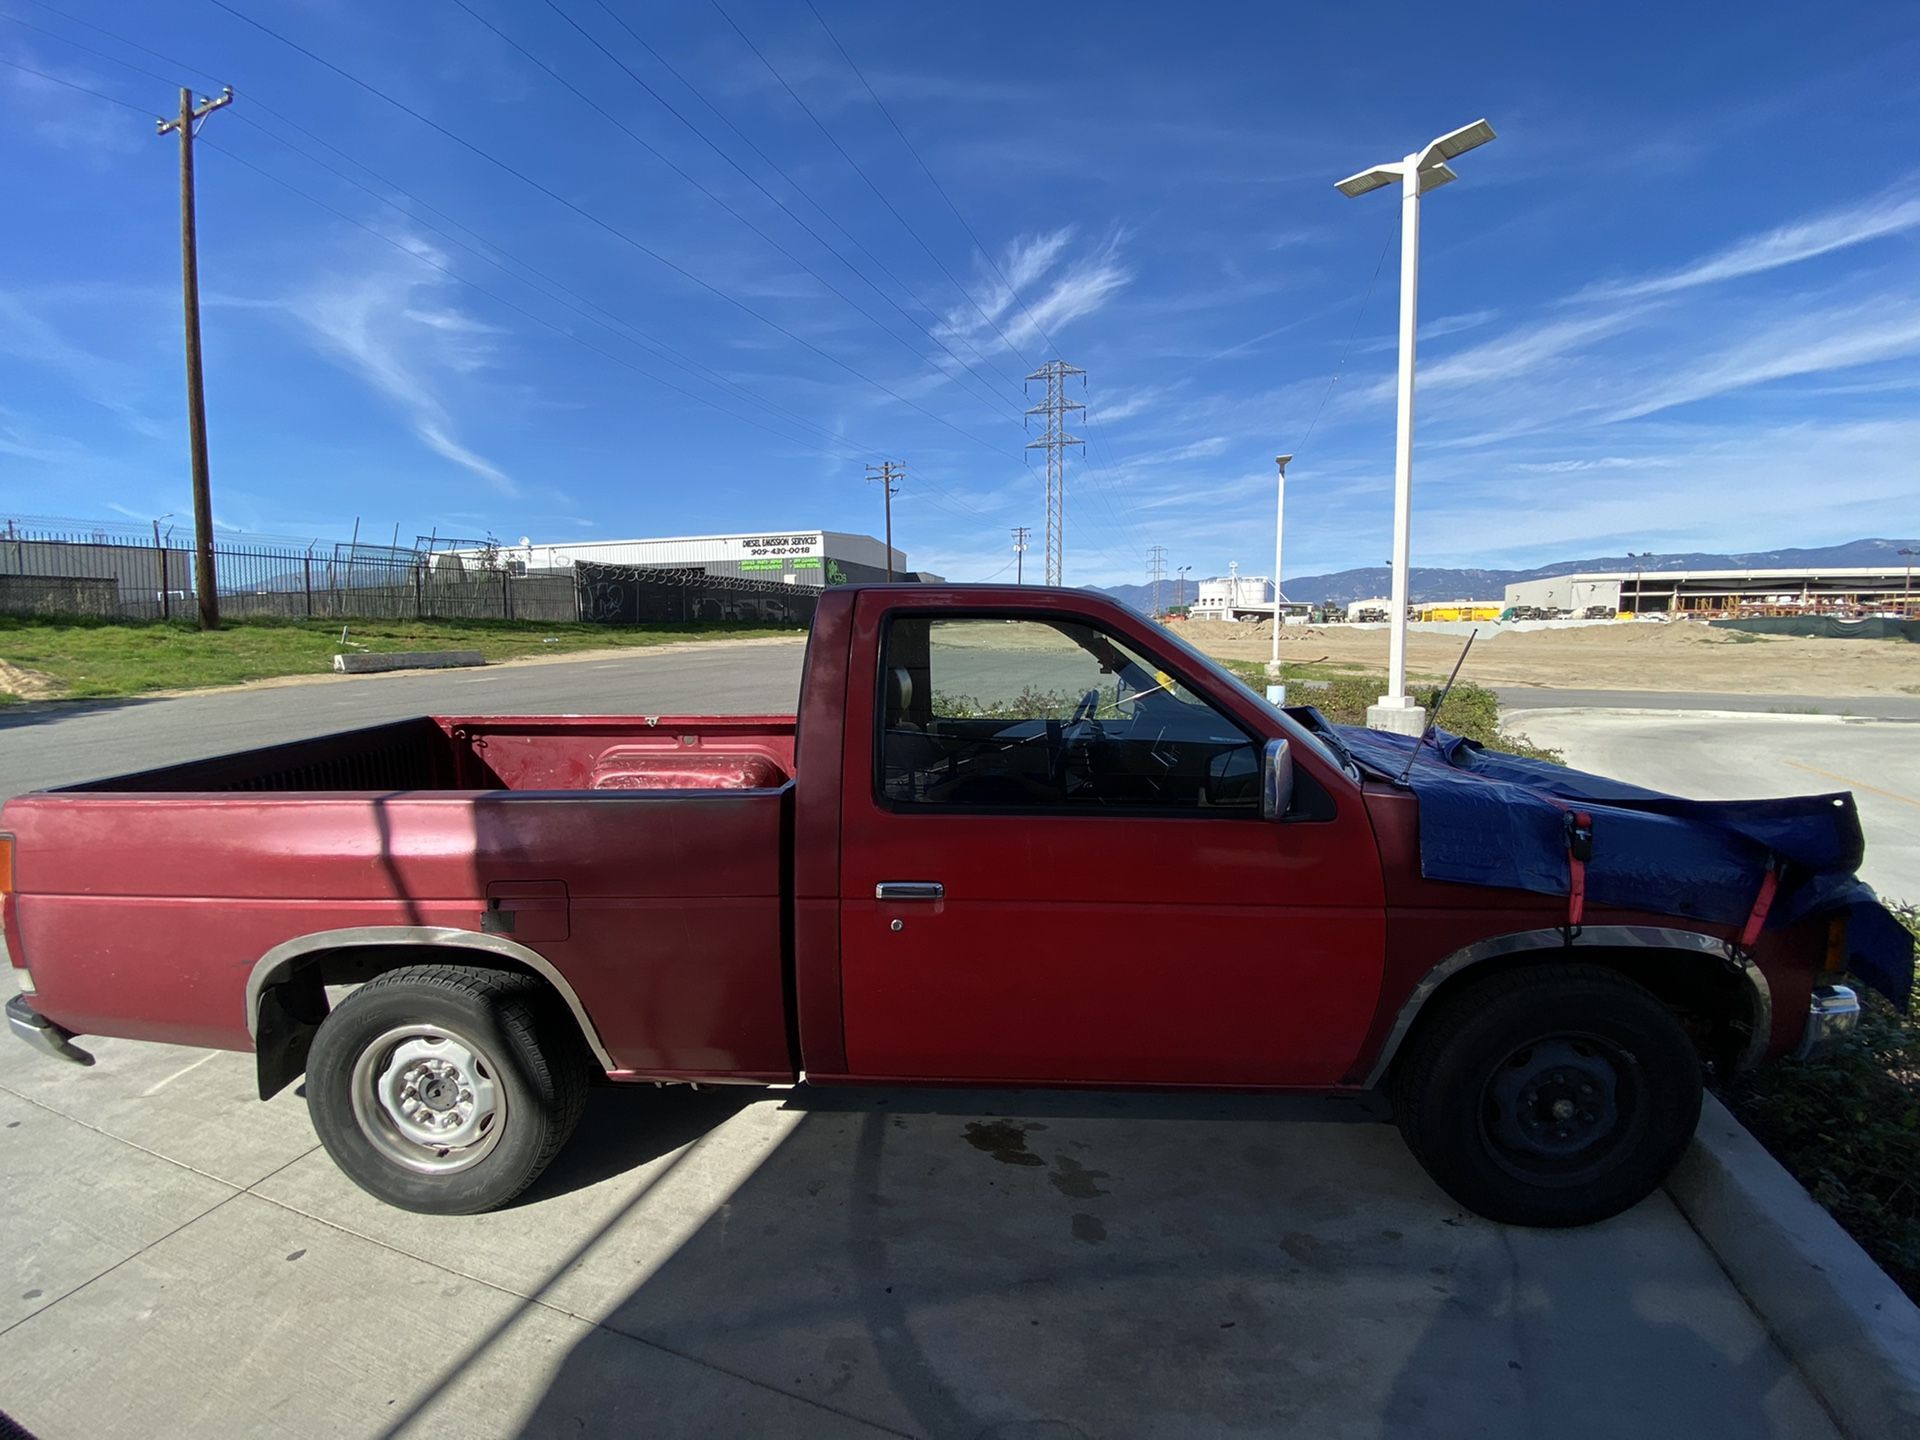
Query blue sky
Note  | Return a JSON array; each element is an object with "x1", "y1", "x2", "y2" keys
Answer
[{"x1": 2, "y1": 0, "x2": 1917, "y2": 586}]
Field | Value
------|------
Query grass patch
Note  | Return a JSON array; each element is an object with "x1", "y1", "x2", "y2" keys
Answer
[
  {"x1": 0, "y1": 690, "x2": 19, "y2": 707},
  {"x1": 1719, "y1": 905, "x2": 1920, "y2": 1304},
  {"x1": 1220, "y1": 661, "x2": 1564, "y2": 763},
  {"x1": 0, "y1": 614, "x2": 800, "y2": 699}
]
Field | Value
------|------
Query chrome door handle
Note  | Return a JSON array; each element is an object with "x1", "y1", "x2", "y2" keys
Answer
[{"x1": 875, "y1": 881, "x2": 944, "y2": 901}]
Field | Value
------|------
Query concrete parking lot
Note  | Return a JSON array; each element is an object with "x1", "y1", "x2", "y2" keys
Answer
[{"x1": 0, "y1": 645, "x2": 1868, "y2": 1438}]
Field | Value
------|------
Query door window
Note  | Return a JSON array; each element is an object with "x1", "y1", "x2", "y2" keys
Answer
[{"x1": 878, "y1": 615, "x2": 1259, "y2": 812}]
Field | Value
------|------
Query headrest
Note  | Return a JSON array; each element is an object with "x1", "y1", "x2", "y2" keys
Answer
[{"x1": 887, "y1": 665, "x2": 914, "y2": 717}]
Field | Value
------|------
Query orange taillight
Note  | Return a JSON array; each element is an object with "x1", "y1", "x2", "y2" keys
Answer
[{"x1": 0, "y1": 834, "x2": 12, "y2": 895}]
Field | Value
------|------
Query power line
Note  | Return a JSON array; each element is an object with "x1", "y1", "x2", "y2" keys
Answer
[
  {"x1": 0, "y1": 51, "x2": 152, "y2": 111},
  {"x1": 198, "y1": 136, "x2": 876, "y2": 465},
  {"x1": 0, "y1": 4, "x2": 915, "y2": 464},
  {"x1": 793, "y1": 2, "x2": 1161, "y2": 559},
  {"x1": 1010, "y1": 525, "x2": 1029, "y2": 585},
  {"x1": 202, "y1": 0, "x2": 1019, "y2": 459},
  {"x1": 448, "y1": 0, "x2": 1021, "y2": 434},
  {"x1": 582, "y1": 0, "x2": 1026, "y2": 399},
  {"x1": 538, "y1": 0, "x2": 1029, "y2": 426},
  {"x1": 231, "y1": 106, "x2": 877, "y2": 459},
  {"x1": 801, "y1": 0, "x2": 1056, "y2": 365},
  {"x1": 706, "y1": 0, "x2": 1036, "y2": 370}
]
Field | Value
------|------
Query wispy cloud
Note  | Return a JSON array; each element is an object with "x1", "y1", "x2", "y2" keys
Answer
[
  {"x1": 1581, "y1": 183, "x2": 1920, "y2": 301},
  {"x1": 277, "y1": 236, "x2": 518, "y2": 495},
  {"x1": 940, "y1": 226, "x2": 1132, "y2": 357},
  {"x1": 1597, "y1": 295, "x2": 1920, "y2": 423}
]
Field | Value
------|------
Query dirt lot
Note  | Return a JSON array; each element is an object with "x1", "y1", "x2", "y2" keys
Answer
[{"x1": 1178, "y1": 618, "x2": 1920, "y2": 696}]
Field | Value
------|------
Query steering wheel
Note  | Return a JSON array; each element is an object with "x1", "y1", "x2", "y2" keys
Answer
[{"x1": 1050, "y1": 689, "x2": 1104, "y2": 785}]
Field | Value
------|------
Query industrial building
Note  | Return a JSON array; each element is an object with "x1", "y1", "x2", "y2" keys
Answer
[
  {"x1": 475, "y1": 530, "x2": 935, "y2": 588},
  {"x1": 1504, "y1": 564, "x2": 1918, "y2": 617},
  {"x1": 1189, "y1": 570, "x2": 1310, "y2": 622}
]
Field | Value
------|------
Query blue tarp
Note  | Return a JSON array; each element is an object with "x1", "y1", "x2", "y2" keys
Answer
[{"x1": 1323, "y1": 718, "x2": 1914, "y2": 1011}]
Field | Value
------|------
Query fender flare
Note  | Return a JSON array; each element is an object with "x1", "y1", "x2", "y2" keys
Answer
[
  {"x1": 245, "y1": 925, "x2": 617, "y2": 1072},
  {"x1": 1362, "y1": 924, "x2": 1769, "y2": 1088}
]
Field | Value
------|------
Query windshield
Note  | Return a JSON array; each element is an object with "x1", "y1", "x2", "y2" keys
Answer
[{"x1": 1141, "y1": 613, "x2": 1364, "y2": 783}]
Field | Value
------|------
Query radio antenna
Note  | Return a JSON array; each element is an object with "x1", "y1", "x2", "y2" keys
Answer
[{"x1": 1396, "y1": 628, "x2": 1478, "y2": 787}]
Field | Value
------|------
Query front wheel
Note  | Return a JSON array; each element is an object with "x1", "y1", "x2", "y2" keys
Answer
[
  {"x1": 1392, "y1": 965, "x2": 1702, "y2": 1227},
  {"x1": 305, "y1": 965, "x2": 589, "y2": 1214}
]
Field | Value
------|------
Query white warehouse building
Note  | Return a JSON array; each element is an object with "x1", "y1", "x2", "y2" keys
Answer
[
  {"x1": 1190, "y1": 572, "x2": 1275, "y2": 622},
  {"x1": 476, "y1": 530, "x2": 926, "y2": 588}
]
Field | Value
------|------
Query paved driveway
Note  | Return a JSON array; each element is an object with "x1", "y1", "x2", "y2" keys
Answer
[{"x1": 0, "y1": 650, "x2": 1844, "y2": 1437}]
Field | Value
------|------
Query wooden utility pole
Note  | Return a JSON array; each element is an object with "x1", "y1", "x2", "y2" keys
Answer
[
  {"x1": 866, "y1": 461, "x2": 902, "y2": 581},
  {"x1": 157, "y1": 85, "x2": 233, "y2": 630}
]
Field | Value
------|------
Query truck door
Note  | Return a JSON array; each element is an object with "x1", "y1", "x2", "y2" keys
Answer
[{"x1": 835, "y1": 600, "x2": 1387, "y2": 1087}]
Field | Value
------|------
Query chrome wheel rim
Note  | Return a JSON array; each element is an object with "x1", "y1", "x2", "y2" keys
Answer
[{"x1": 350, "y1": 1024, "x2": 508, "y2": 1174}]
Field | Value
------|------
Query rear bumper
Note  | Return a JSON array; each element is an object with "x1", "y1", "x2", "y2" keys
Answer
[
  {"x1": 5, "y1": 993, "x2": 94, "y2": 1066},
  {"x1": 1792, "y1": 985, "x2": 1861, "y2": 1061}
]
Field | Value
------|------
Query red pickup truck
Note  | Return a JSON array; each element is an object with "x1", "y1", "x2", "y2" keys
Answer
[{"x1": 4, "y1": 585, "x2": 1898, "y2": 1225}]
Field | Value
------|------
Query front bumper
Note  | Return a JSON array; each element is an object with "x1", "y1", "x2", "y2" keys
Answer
[
  {"x1": 5, "y1": 993, "x2": 94, "y2": 1066},
  {"x1": 1792, "y1": 984, "x2": 1862, "y2": 1061}
]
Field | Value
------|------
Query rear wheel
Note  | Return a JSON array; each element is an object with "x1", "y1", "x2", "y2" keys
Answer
[
  {"x1": 305, "y1": 965, "x2": 589, "y2": 1214},
  {"x1": 1392, "y1": 965, "x2": 1702, "y2": 1227}
]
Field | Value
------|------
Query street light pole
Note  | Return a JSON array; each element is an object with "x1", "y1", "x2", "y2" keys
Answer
[
  {"x1": 1177, "y1": 564, "x2": 1191, "y2": 611},
  {"x1": 1900, "y1": 547, "x2": 1915, "y2": 616},
  {"x1": 1336, "y1": 119, "x2": 1496, "y2": 735},
  {"x1": 1269, "y1": 453, "x2": 1292, "y2": 677}
]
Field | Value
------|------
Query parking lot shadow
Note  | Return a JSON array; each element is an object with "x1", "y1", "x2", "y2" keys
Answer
[
  {"x1": 502, "y1": 1089, "x2": 1830, "y2": 1439},
  {"x1": 516, "y1": 1083, "x2": 755, "y2": 1205}
]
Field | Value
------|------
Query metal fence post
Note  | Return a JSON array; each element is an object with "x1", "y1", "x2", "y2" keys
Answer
[
  {"x1": 303, "y1": 550, "x2": 314, "y2": 619},
  {"x1": 154, "y1": 521, "x2": 171, "y2": 621}
]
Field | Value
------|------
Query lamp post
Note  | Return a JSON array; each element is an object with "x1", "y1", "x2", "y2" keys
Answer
[
  {"x1": 1899, "y1": 547, "x2": 1915, "y2": 616},
  {"x1": 1177, "y1": 564, "x2": 1191, "y2": 612},
  {"x1": 1268, "y1": 453, "x2": 1293, "y2": 678},
  {"x1": 1336, "y1": 119, "x2": 1496, "y2": 735}
]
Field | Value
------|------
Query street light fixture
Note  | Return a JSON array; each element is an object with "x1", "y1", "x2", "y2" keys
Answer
[
  {"x1": 1268, "y1": 453, "x2": 1293, "y2": 678},
  {"x1": 1176, "y1": 564, "x2": 1192, "y2": 612},
  {"x1": 1336, "y1": 119, "x2": 1496, "y2": 734}
]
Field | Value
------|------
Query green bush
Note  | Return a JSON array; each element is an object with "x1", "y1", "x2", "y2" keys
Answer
[
  {"x1": 1719, "y1": 904, "x2": 1920, "y2": 1302},
  {"x1": 1220, "y1": 662, "x2": 1563, "y2": 764}
]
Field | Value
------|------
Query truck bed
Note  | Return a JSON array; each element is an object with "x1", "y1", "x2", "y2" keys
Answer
[
  {"x1": 9, "y1": 714, "x2": 802, "y2": 1077},
  {"x1": 57, "y1": 714, "x2": 798, "y2": 793}
]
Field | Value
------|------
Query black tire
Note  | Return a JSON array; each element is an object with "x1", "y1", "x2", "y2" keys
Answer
[
  {"x1": 1391, "y1": 964, "x2": 1702, "y2": 1228},
  {"x1": 305, "y1": 964, "x2": 589, "y2": 1215}
]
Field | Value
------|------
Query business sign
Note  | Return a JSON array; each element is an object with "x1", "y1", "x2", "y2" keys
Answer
[{"x1": 737, "y1": 534, "x2": 821, "y2": 559}]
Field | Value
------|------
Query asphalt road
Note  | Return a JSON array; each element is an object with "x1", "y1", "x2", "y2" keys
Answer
[
  {"x1": 0, "y1": 641, "x2": 1855, "y2": 1437},
  {"x1": 1506, "y1": 706, "x2": 1919, "y2": 904}
]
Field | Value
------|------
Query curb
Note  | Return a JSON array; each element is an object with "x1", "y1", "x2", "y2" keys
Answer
[{"x1": 1667, "y1": 1094, "x2": 1920, "y2": 1440}]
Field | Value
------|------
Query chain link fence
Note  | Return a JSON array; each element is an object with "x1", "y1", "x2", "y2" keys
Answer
[{"x1": 0, "y1": 520, "x2": 828, "y2": 627}]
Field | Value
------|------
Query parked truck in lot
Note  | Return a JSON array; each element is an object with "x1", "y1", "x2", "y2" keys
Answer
[{"x1": 5, "y1": 586, "x2": 1909, "y2": 1224}]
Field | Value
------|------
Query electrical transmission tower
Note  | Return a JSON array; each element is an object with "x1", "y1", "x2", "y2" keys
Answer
[
  {"x1": 1011, "y1": 526, "x2": 1030, "y2": 584},
  {"x1": 866, "y1": 461, "x2": 902, "y2": 581},
  {"x1": 1147, "y1": 544, "x2": 1168, "y2": 616},
  {"x1": 1024, "y1": 362, "x2": 1085, "y2": 585}
]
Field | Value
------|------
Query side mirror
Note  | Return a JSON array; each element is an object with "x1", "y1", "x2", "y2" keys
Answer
[{"x1": 1262, "y1": 737, "x2": 1295, "y2": 820}]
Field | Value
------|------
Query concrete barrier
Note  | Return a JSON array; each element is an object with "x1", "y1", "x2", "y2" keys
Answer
[
  {"x1": 332, "y1": 650, "x2": 486, "y2": 674},
  {"x1": 1668, "y1": 1094, "x2": 1920, "y2": 1439}
]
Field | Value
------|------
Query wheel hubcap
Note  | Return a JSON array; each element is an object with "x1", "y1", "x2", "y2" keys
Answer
[
  {"x1": 1482, "y1": 1035, "x2": 1635, "y2": 1185},
  {"x1": 350, "y1": 1025, "x2": 507, "y2": 1175}
]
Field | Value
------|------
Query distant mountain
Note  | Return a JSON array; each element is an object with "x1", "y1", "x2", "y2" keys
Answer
[{"x1": 1095, "y1": 537, "x2": 1920, "y2": 612}]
